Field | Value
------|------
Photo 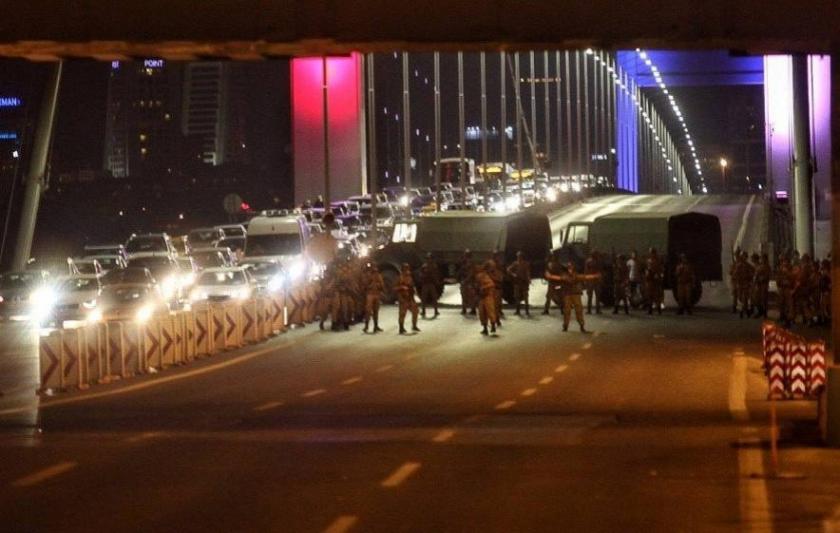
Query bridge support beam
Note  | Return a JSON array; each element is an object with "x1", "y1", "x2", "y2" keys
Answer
[
  {"x1": 832, "y1": 47, "x2": 840, "y2": 365},
  {"x1": 11, "y1": 61, "x2": 62, "y2": 271},
  {"x1": 792, "y1": 54, "x2": 814, "y2": 257}
]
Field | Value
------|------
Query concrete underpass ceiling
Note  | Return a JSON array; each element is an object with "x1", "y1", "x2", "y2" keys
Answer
[{"x1": 0, "y1": 1, "x2": 836, "y2": 60}]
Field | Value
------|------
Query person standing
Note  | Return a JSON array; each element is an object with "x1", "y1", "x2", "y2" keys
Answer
[
  {"x1": 506, "y1": 251, "x2": 532, "y2": 316},
  {"x1": 734, "y1": 252, "x2": 755, "y2": 318},
  {"x1": 674, "y1": 254, "x2": 696, "y2": 315},
  {"x1": 776, "y1": 256, "x2": 794, "y2": 327},
  {"x1": 612, "y1": 254, "x2": 630, "y2": 315},
  {"x1": 752, "y1": 254, "x2": 771, "y2": 319},
  {"x1": 419, "y1": 252, "x2": 441, "y2": 318},
  {"x1": 395, "y1": 263, "x2": 420, "y2": 334},
  {"x1": 584, "y1": 251, "x2": 603, "y2": 314},
  {"x1": 548, "y1": 262, "x2": 599, "y2": 332},
  {"x1": 362, "y1": 263, "x2": 385, "y2": 333},
  {"x1": 543, "y1": 251, "x2": 563, "y2": 315},
  {"x1": 818, "y1": 258, "x2": 831, "y2": 325},
  {"x1": 475, "y1": 261, "x2": 498, "y2": 335},
  {"x1": 491, "y1": 250, "x2": 506, "y2": 323},
  {"x1": 793, "y1": 254, "x2": 815, "y2": 325},
  {"x1": 318, "y1": 261, "x2": 337, "y2": 331},
  {"x1": 645, "y1": 248, "x2": 664, "y2": 315},
  {"x1": 458, "y1": 249, "x2": 477, "y2": 315},
  {"x1": 627, "y1": 250, "x2": 640, "y2": 306}
]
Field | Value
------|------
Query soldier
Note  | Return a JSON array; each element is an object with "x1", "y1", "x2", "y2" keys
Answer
[
  {"x1": 419, "y1": 252, "x2": 441, "y2": 318},
  {"x1": 776, "y1": 256, "x2": 794, "y2": 327},
  {"x1": 793, "y1": 254, "x2": 815, "y2": 325},
  {"x1": 485, "y1": 259, "x2": 505, "y2": 328},
  {"x1": 492, "y1": 249, "x2": 506, "y2": 322},
  {"x1": 752, "y1": 254, "x2": 771, "y2": 319},
  {"x1": 362, "y1": 263, "x2": 385, "y2": 333},
  {"x1": 458, "y1": 249, "x2": 477, "y2": 315},
  {"x1": 627, "y1": 250, "x2": 641, "y2": 305},
  {"x1": 319, "y1": 259, "x2": 338, "y2": 330},
  {"x1": 548, "y1": 262, "x2": 599, "y2": 333},
  {"x1": 475, "y1": 261, "x2": 498, "y2": 335},
  {"x1": 734, "y1": 252, "x2": 755, "y2": 318},
  {"x1": 543, "y1": 250, "x2": 563, "y2": 315},
  {"x1": 395, "y1": 263, "x2": 420, "y2": 334},
  {"x1": 612, "y1": 254, "x2": 630, "y2": 315},
  {"x1": 674, "y1": 254, "x2": 696, "y2": 315},
  {"x1": 506, "y1": 251, "x2": 532, "y2": 316},
  {"x1": 644, "y1": 248, "x2": 665, "y2": 315},
  {"x1": 584, "y1": 251, "x2": 603, "y2": 314},
  {"x1": 331, "y1": 255, "x2": 355, "y2": 330},
  {"x1": 728, "y1": 250, "x2": 739, "y2": 313}
]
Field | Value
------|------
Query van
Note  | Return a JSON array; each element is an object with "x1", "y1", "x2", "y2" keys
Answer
[{"x1": 243, "y1": 215, "x2": 310, "y2": 266}]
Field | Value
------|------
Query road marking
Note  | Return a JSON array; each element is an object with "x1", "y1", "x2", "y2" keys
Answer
[
  {"x1": 253, "y1": 400, "x2": 285, "y2": 412},
  {"x1": 582, "y1": 342, "x2": 592, "y2": 350},
  {"x1": 539, "y1": 376, "x2": 554, "y2": 385},
  {"x1": 738, "y1": 433, "x2": 774, "y2": 532},
  {"x1": 495, "y1": 400, "x2": 516, "y2": 410},
  {"x1": 12, "y1": 461, "x2": 77, "y2": 487},
  {"x1": 432, "y1": 429, "x2": 456, "y2": 443},
  {"x1": 653, "y1": 334, "x2": 666, "y2": 339},
  {"x1": 341, "y1": 376, "x2": 363, "y2": 385},
  {"x1": 0, "y1": 339, "x2": 298, "y2": 416},
  {"x1": 734, "y1": 194, "x2": 757, "y2": 252},
  {"x1": 323, "y1": 515, "x2": 358, "y2": 533},
  {"x1": 569, "y1": 353, "x2": 581, "y2": 361},
  {"x1": 729, "y1": 356, "x2": 749, "y2": 422},
  {"x1": 302, "y1": 388, "x2": 326, "y2": 398},
  {"x1": 381, "y1": 462, "x2": 421, "y2": 488},
  {"x1": 375, "y1": 364, "x2": 394, "y2": 373},
  {"x1": 521, "y1": 388, "x2": 537, "y2": 397},
  {"x1": 125, "y1": 431, "x2": 163, "y2": 443},
  {"x1": 555, "y1": 364, "x2": 568, "y2": 373}
]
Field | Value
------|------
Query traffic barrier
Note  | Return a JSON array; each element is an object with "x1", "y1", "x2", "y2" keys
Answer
[
  {"x1": 182, "y1": 310, "x2": 197, "y2": 362},
  {"x1": 787, "y1": 334, "x2": 809, "y2": 399},
  {"x1": 808, "y1": 341, "x2": 827, "y2": 397},
  {"x1": 142, "y1": 316, "x2": 162, "y2": 371},
  {"x1": 261, "y1": 298, "x2": 275, "y2": 338},
  {"x1": 241, "y1": 299, "x2": 259, "y2": 344},
  {"x1": 122, "y1": 322, "x2": 142, "y2": 377},
  {"x1": 209, "y1": 303, "x2": 226, "y2": 353},
  {"x1": 270, "y1": 294, "x2": 286, "y2": 333},
  {"x1": 763, "y1": 323, "x2": 787, "y2": 400},
  {"x1": 38, "y1": 330, "x2": 63, "y2": 393},
  {"x1": 193, "y1": 304, "x2": 212, "y2": 356},
  {"x1": 287, "y1": 285, "x2": 304, "y2": 326},
  {"x1": 223, "y1": 302, "x2": 242, "y2": 350},
  {"x1": 172, "y1": 311, "x2": 185, "y2": 364},
  {"x1": 105, "y1": 321, "x2": 124, "y2": 379},
  {"x1": 60, "y1": 327, "x2": 86, "y2": 390},
  {"x1": 159, "y1": 313, "x2": 177, "y2": 367},
  {"x1": 82, "y1": 322, "x2": 106, "y2": 384}
]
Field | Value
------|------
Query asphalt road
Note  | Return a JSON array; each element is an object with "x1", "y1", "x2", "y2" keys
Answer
[{"x1": 1, "y1": 194, "x2": 836, "y2": 532}]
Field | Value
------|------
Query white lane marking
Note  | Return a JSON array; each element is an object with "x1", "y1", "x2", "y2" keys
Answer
[
  {"x1": 341, "y1": 376, "x2": 363, "y2": 385},
  {"x1": 734, "y1": 194, "x2": 757, "y2": 252},
  {"x1": 381, "y1": 462, "x2": 421, "y2": 488},
  {"x1": 555, "y1": 364, "x2": 568, "y2": 373},
  {"x1": 521, "y1": 388, "x2": 537, "y2": 397},
  {"x1": 323, "y1": 515, "x2": 358, "y2": 533},
  {"x1": 569, "y1": 353, "x2": 582, "y2": 361},
  {"x1": 375, "y1": 364, "x2": 394, "y2": 373},
  {"x1": 653, "y1": 334, "x2": 666, "y2": 339},
  {"x1": 432, "y1": 429, "x2": 456, "y2": 443},
  {"x1": 0, "y1": 339, "x2": 297, "y2": 416},
  {"x1": 253, "y1": 401, "x2": 285, "y2": 412},
  {"x1": 495, "y1": 400, "x2": 516, "y2": 410},
  {"x1": 582, "y1": 342, "x2": 592, "y2": 350},
  {"x1": 12, "y1": 461, "x2": 77, "y2": 487},
  {"x1": 125, "y1": 431, "x2": 163, "y2": 443},
  {"x1": 738, "y1": 434, "x2": 774, "y2": 532},
  {"x1": 729, "y1": 356, "x2": 750, "y2": 422},
  {"x1": 539, "y1": 376, "x2": 554, "y2": 385},
  {"x1": 301, "y1": 388, "x2": 326, "y2": 398}
]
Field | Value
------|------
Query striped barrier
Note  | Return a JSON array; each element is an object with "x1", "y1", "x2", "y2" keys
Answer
[
  {"x1": 106, "y1": 321, "x2": 125, "y2": 380},
  {"x1": 172, "y1": 311, "x2": 185, "y2": 365},
  {"x1": 61, "y1": 327, "x2": 85, "y2": 390},
  {"x1": 809, "y1": 341, "x2": 827, "y2": 397},
  {"x1": 787, "y1": 334, "x2": 809, "y2": 399},
  {"x1": 270, "y1": 294, "x2": 286, "y2": 333},
  {"x1": 182, "y1": 310, "x2": 197, "y2": 362},
  {"x1": 241, "y1": 299, "x2": 259, "y2": 344},
  {"x1": 82, "y1": 322, "x2": 105, "y2": 385},
  {"x1": 142, "y1": 317, "x2": 162, "y2": 371},
  {"x1": 762, "y1": 322, "x2": 826, "y2": 400},
  {"x1": 159, "y1": 313, "x2": 177, "y2": 367},
  {"x1": 38, "y1": 330, "x2": 63, "y2": 393},
  {"x1": 123, "y1": 322, "x2": 142, "y2": 377},
  {"x1": 209, "y1": 303, "x2": 226, "y2": 353},
  {"x1": 223, "y1": 302, "x2": 242, "y2": 350},
  {"x1": 193, "y1": 304, "x2": 211, "y2": 356}
]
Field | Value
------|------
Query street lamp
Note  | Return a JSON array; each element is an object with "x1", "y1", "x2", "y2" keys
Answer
[{"x1": 719, "y1": 157, "x2": 728, "y2": 192}]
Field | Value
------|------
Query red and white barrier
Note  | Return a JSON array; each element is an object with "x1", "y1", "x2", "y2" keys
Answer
[
  {"x1": 808, "y1": 341, "x2": 827, "y2": 396},
  {"x1": 762, "y1": 322, "x2": 827, "y2": 400}
]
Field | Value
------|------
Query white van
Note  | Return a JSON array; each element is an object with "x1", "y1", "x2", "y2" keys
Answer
[{"x1": 243, "y1": 215, "x2": 310, "y2": 266}]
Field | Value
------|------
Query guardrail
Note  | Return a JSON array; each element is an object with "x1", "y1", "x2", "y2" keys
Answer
[
  {"x1": 762, "y1": 321, "x2": 826, "y2": 400},
  {"x1": 38, "y1": 287, "x2": 294, "y2": 394}
]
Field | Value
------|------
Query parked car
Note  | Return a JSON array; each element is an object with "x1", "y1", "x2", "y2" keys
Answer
[
  {"x1": 186, "y1": 227, "x2": 226, "y2": 253},
  {"x1": 125, "y1": 253, "x2": 183, "y2": 305},
  {"x1": 100, "y1": 266, "x2": 156, "y2": 288},
  {"x1": 51, "y1": 275, "x2": 101, "y2": 325},
  {"x1": 215, "y1": 224, "x2": 247, "y2": 239},
  {"x1": 82, "y1": 254, "x2": 126, "y2": 273},
  {"x1": 0, "y1": 270, "x2": 53, "y2": 322},
  {"x1": 91, "y1": 283, "x2": 168, "y2": 323},
  {"x1": 125, "y1": 233, "x2": 176, "y2": 258},
  {"x1": 189, "y1": 267, "x2": 255, "y2": 302}
]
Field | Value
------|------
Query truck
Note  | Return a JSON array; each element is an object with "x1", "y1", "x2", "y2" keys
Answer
[
  {"x1": 558, "y1": 211, "x2": 722, "y2": 305},
  {"x1": 438, "y1": 158, "x2": 478, "y2": 185},
  {"x1": 374, "y1": 211, "x2": 552, "y2": 303}
]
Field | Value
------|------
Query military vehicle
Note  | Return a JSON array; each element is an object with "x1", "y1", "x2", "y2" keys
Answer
[
  {"x1": 559, "y1": 211, "x2": 722, "y2": 305},
  {"x1": 374, "y1": 211, "x2": 552, "y2": 303}
]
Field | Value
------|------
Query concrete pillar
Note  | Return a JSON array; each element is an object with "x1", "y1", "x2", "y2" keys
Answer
[
  {"x1": 792, "y1": 54, "x2": 814, "y2": 256},
  {"x1": 12, "y1": 61, "x2": 62, "y2": 271},
  {"x1": 831, "y1": 46, "x2": 840, "y2": 365}
]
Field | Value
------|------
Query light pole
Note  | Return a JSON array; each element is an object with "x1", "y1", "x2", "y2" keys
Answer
[{"x1": 720, "y1": 157, "x2": 728, "y2": 193}]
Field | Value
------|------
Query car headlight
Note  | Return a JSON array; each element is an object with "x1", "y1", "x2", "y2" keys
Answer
[
  {"x1": 190, "y1": 290, "x2": 207, "y2": 302},
  {"x1": 87, "y1": 309, "x2": 103, "y2": 323},
  {"x1": 161, "y1": 276, "x2": 178, "y2": 298},
  {"x1": 399, "y1": 195, "x2": 409, "y2": 207},
  {"x1": 359, "y1": 244, "x2": 370, "y2": 258},
  {"x1": 30, "y1": 287, "x2": 57, "y2": 323},
  {"x1": 82, "y1": 298, "x2": 97, "y2": 310},
  {"x1": 235, "y1": 288, "x2": 250, "y2": 300},
  {"x1": 559, "y1": 183, "x2": 570, "y2": 193},
  {"x1": 135, "y1": 304, "x2": 154, "y2": 323},
  {"x1": 181, "y1": 273, "x2": 196, "y2": 287},
  {"x1": 546, "y1": 188, "x2": 558, "y2": 202},
  {"x1": 505, "y1": 196, "x2": 520, "y2": 211},
  {"x1": 266, "y1": 275, "x2": 284, "y2": 292},
  {"x1": 287, "y1": 260, "x2": 305, "y2": 283},
  {"x1": 571, "y1": 182, "x2": 581, "y2": 192}
]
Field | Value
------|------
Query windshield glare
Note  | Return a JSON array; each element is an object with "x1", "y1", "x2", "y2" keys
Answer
[
  {"x1": 126, "y1": 237, "x2": 167, "y2": 253},
  {"x1": 61, "y1": 278, "x2": 98, "y2": 292},
  {"x1": 0, "y1": 273, "x2": 39, "y2": 290},
  {"x1": 198, "y1": 271, "x2": 247, "y2": 286},
  {"x1": 245, "y1": 234, "x2": 301, "y2": 256}
]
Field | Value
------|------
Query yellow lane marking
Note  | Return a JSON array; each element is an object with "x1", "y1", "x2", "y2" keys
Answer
[
  {"x1": 380, "y1": 462, "x2": 421, "y2": 488},
  {"x1": 12, "y1": 462, "x2": 77, "y2": 487}
]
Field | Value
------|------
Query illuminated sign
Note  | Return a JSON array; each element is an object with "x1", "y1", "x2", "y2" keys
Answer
[
  {"x1": 0, "y1": 132, "x2": 17, "y2": 140},
  {"x1": 0, "y1": 97, "x2": 21, "y2": 108},
  {"x1": 111, "y1": 61, "x2": 120, "y2": 70},
  {"x1": 144, "y1": 59, "x2": 164, "y2": 69}
]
